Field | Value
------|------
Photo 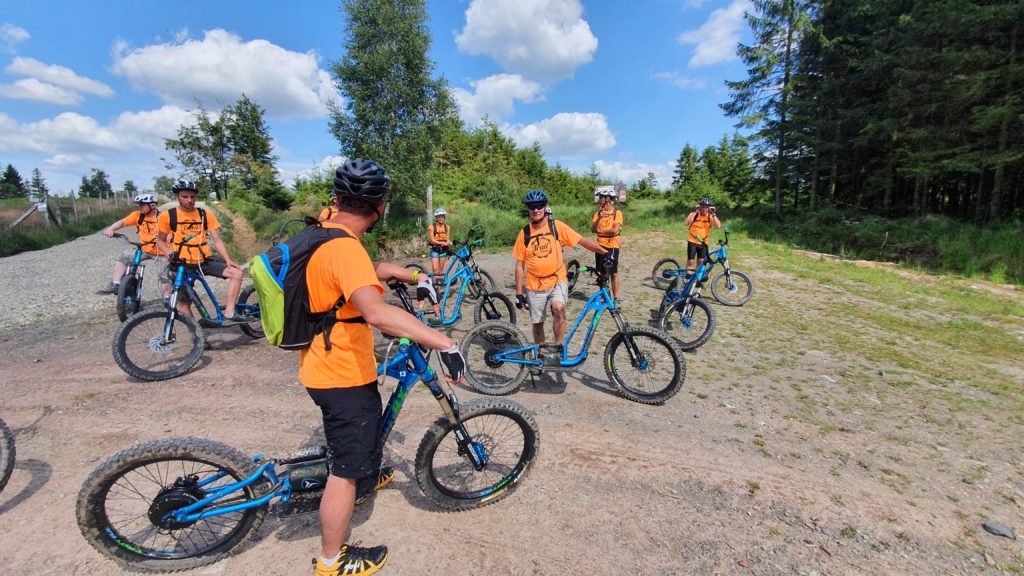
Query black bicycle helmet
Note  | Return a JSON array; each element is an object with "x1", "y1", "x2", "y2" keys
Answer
[
  {"x1": 333, "y1": 159, "x2": 391, "y2": 205},
  {"x1": 171, "y1": 180, "x2": 197, "y2": 194},
  {"x1": 524, "y1": 189, "x2": 548, "y2": 205},
  {"x1": 699, "y1": 197, "x2": 713, "y2": 206}
]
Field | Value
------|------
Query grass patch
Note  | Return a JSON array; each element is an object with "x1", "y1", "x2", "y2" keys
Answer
[{"x1": 0, "y1": 208, "x2": 126, "y2": 256}]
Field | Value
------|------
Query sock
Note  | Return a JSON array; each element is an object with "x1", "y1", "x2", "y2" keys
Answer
[{"x1": 320, "y1": 551, "x2": 341, "y2": 567}]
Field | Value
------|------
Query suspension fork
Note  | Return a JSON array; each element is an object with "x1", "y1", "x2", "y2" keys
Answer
[
  {"x1": 420, "y1": 362, "x2": 488, "y2": 470},
  {"x1": 608, "y1": 296, "x2": 645, "y2": 366}
]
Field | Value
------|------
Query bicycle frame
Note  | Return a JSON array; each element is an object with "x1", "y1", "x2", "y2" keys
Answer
[
  {"x1": 156, "y1": 339, "x2": 484, "y2": 526},
  {"x1": 494, "y1": 276, "x2": 628, "y2": 370},
  {"x1": 662, "y1": 237, "x2": 729, "y2": 306}
]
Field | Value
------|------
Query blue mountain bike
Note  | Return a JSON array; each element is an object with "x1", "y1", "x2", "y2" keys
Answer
[
  {"x1": 77, "y1": 337, "x2": 539, "y2": 572},
  {"x1": 405, "y1": 224, "x2": 497, "y2": 300},
  {"x1": 110, "y1": 233, "x2": 155, "y2": 321},
  {"x1": 462, "y1": 262, "x2": 686, "y2": 404},
  {"x1": 112, "y1": 235, "x2": 263, "y2": 381},
  {"x1": 651, "y1": 228, "x2": 754, "y2": 306},
  {"x1": 0, "y1": 417, "x2": 13, "y2": 495}
]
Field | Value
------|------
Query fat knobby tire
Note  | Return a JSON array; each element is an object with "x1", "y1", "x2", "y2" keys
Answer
[
  {"x1": 237, "y1": 285, "x2": 264, "y2": 339},
  {"x1": 76, "y1": 437, "x2": 267, "y2": 573},
  {"x1": 0, "y1": 418, "x2": 14, "y2": 494},
  {"x1": 710, "y1": 270, "x2": 754, "y2": 306},
  {"x1": 463, "y1": 320, "x2": 529, "y2": 395},
  {"x1": 652, "y1": 257, "x2": 682, "y2": 288},
  {"x1": 112, "y1": 309, "x2": 205, "y2": 381},
  {"x1": 604, "y1": 325, "x2": 686, "y2": 405},
  {"x1": 659, "y1": 296, "x2": 717, "y2": 351},
  {"x1": 116, "y1": 276, "x2": 141, "y2": 322},
  {"x1": 473, "y1": 292, "x2": 516, "y2": 324},
  {"x1": 414, "y1": 399, "x2": 539, "y2": 511}
]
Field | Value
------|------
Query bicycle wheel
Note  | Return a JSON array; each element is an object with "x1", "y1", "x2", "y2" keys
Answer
[
  {"x1": 659, "y1": 296, "x2": 716, "y2": 351},
  {"x1": 604, "y1": 325, "x2": 686, "y2": 404},
  {"x1": 566, "y1": 259, "x2": 580, "y2": 293},
  {"x1": 77, "y1": 438, "x2": 267, "y2": 572},
  {"x1": 116, "y1": 275, "x2": 142, "y2": 322},
  {"x1": 462, "y1": 320, "x2": 529, "y2": 395},
  {"x1": 236, "y1": 285, "x2": 264, "y2": 339},
  {"x1": 710, "y1": 270, "x2": 754, "y2": 306},
  {"x1": 113, "y1": 309, "x2": 205, "y2": 381},
  {"x1": 473, "y1": 292, "x2": 516, "y2": 324},
  {"x1": 466, "y1": 269, "x2": 496, "y2": 300},
  {"x1": 404, "y1": 262, "x2": 428, "y2": 275},
  {"x1": 0, "y1": 418, "x2": 14, "y2": 494},
  {"x1": 415, "y1": 399, "x2": 539, "y2": 511},
  {"x1": 652, "y1": 257, "x2": 682, "y2": 288}
]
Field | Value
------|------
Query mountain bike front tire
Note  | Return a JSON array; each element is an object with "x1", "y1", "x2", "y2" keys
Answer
[
  {"x1": 651, "y1": 257, "x2": 682, "y2": 288},
  {"x1": 415, "y1": 399, "x2": 539, "y2": 511},
  {"x1": 113, "y1": 309, "x2": 205, "y2": 381},
  {"x1": 473, "y1": 292, "x2": 515, "y2": 324},
  {"x1": 710, "y1": 270, "x2": 753, "y2": 306},
  {"x1": 115, "y1": 275, "x2": 142, "y2": 322},
  {"x1": 462, "y1": 320, "x2": 529, "y2": 395},
  {"x1": 76, "y1": 438, "x2": 267, "y2": 572},
  {"x1": 604, "y1": 325, "x2": 686, "y2": 404},
  {"x1": 466, "y1": 269, "x2": 496, "y2": 300},
  {"x1": 237, "y1": 285, "x2": 264, "y2": 339},
  {"x1": 659, "y1": 296, "x2": 716, "y2": 351},
  {"x1": 0, "y1": 418, "x2": 14, "y2": 494}
]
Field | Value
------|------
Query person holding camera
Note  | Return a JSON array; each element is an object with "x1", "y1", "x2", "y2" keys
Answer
[{"x1": 684, "y1": 197, "x2": 722, "y2": 278}]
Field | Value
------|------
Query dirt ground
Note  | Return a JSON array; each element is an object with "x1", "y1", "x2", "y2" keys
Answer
[{"x1": 0, "y1": 230, "x2": 1022, "y2": 575}]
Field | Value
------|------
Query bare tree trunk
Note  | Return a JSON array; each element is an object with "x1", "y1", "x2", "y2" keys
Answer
[
  {"x1": 810, "y1": 157, "x2": 819, "y2": 212},
  {"x1": 425, "y1": 183, "x2": 433, "y2": 230}
]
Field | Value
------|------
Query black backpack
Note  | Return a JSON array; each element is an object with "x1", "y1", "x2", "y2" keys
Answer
[{"x1": 168, "y1": 207, "x2": 207, "y2": 233}]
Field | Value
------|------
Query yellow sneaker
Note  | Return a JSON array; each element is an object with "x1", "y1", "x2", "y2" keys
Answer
[{"x1": 313, "y1": 543, "x2": 388, "y2": 576}]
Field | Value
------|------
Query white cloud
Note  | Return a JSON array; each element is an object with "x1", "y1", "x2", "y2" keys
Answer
[
  {"x1": 6, "y1": 57, "x2": 114, "y2": 97},
  {"x1": 283, "y1": 155, "x2": 346, "y2": 186},
  {"x1": 43, "y1": 154, "x2": 82, "y2": 167},
  {"x1": 0, "y1": 78, "x2": 83, "y2": 105},
  {"x1": 504, "y1": 112, "x2": 615, "y2": 157},
  {"x1": 595, "y1": 160, "x2": 675, "y2": 189},
  {"x1": 0, "y1": 105, "x2": 191, "y2": 154},
  {"x1": 684, "y1": 0, "x2": 709, "y2": 8},
  {"x1": 652, "y1": 71, "x2": 708, "y2": 91},
  {"x1": 456, "y1": 0, "x2": 598, "y2": 83},
  {"x1": 112, "y1": 29, "x2": 340, "y2": 119},
  {"x1": 678, "y1": 0, "x2": 751, "y2": 68},
  {"x1": 452, "y1": 73, "x2": 544, "y2": 126},
  {"x1": 0, "y1": 23, "x2": 29, "y2": 53}
]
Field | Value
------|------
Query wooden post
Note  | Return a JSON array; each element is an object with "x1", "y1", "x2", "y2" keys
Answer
[
  {"x1": 71, "y1": 192, "x2": 79, "y2": 223},
  {"x1": 425, "y1": 184, "x2": 433, "y2": 228}
]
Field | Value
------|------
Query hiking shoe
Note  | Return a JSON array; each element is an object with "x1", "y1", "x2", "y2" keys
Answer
[
  {"x1": 313, "y1": 543, "x2": 388, "y2": 576},
  {"x1": 96, "y1": 282, "x2": 119, "y2": 295},
  {"x1": 355, "y1": 466, "x2": 394, "y2": 505}
]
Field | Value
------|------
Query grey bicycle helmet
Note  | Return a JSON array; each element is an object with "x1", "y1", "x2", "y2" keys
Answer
[
  {"x1": 171, "y1": 180, "x2": 197, "y2": 194},
  {"x1": 524, "y1": 189, "x2": 548, "y2": 205},
  {"x1": 333, "y1": 159, "x2": 391, "y2": 205},
  {"x1": 434, "y1": 207, "x2": 447, "y2": 217},
  {"x1": 699, "y1": 197, "x2": 713, "y2": 206},
  {"x1": 134, "y1": 193, "x2": 157, "y2": 204}
]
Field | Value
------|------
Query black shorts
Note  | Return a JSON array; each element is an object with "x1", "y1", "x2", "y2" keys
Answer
[
  {"x1": 168, "y1": 259, "x2": 230, "y2": 302},
  {"x1": 687, "y1": 242, "x2": 709, "y2": 262},
  {"x1": 595, "y1": 248, "x2": 620, "y2": 274},
  {"x1": 306, "y1": 383, "x2": 382, "y2": 479}
]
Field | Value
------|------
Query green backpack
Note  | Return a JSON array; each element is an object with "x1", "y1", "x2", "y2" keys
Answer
[{"x1": 249, "y1": 219, "x2": 364, "y2": 350}]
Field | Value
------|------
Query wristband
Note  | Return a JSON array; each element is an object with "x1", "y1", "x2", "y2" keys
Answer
[{"x1": 411, "y1": 269, "x2": 419, "y2": 283}]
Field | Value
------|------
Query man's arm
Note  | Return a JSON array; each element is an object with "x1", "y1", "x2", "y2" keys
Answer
[
  {"x1": 104, "y1": 219, "x2": 128, "y2": 238},
  {"x1": 351, "y1": 285, "x2": 453, "y2": 351},
  {"x1": 685, "y1": 212, "x2": 697, "y2": 226},
  {"x1": 590, "y1": 214, "x2": 599, "y2": 234},
  {"x1": 578, "y1": 237, "x2": 608, "y2": 255},
  {"x1": 712, "y1": 214, "x2": 722, "y2": 228},
  {"x1": 514, "y1": 259, "x2": 526, "y2": 295},
  {"x1": 155, "y1": 230, "x2": 173, "y2": 258},
  {"x1": 207, "y1": 230, "x2": 240, "y2": 268},
  {"x1": 373, "y1": 262, "x2": 417, "y2": 284}
]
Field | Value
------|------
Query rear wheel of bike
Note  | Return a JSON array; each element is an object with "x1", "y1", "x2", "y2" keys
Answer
[
  {"x1": 0, "y1": 418, "x2": 14, "y2": 494},
  {"x1": 604, "y1": 325, "x2": 685, "y2": 404},
  {"x1": 473, "y1": 292, "x2": 515, "y2": 324},
  {"x1": 415, "y1": 399, "x2": 539, "y2": 511},
  {"x1": 463, "y1": 320, "x2": 529, "y2": 395},
  {"x1": 236, "y1": 285, "x2": 264, "y2": 339},
  {"x1": 652, "y1": 258, "x2": 682, "y2": 288},
  {"x1": 659, "y1": 296, "x2": 716, "y2": 351},
  {"x1": 566, "y1": 259, "x2": 580, "y2": 293},
  {"x1": 115, "y1": 275, "x2": 142, "y2": 322},
  {"x1": 113, "y1": 309, "x2": 205, "y2": 381},
  {"x1": 710, "y1": 270, "x2": 753, "y2": 306},
  {"x1": 76, "y1": 438, "x2": 267, "y2": 572}
]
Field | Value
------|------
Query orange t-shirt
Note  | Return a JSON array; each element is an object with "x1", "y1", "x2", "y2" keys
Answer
[
  {"x1": 688, "y1": 211, "x2": 712, "y2": 245},
  {"x1": 591, "y1": 209, "x2": 623, "y2": 249},
  {"x1": 120, "y1": 210, "x2": 161, "y2": 255},
  {"x1": 156, "y1": 208, "x2": 221, "y2": 264},
  {"x1": 512, "y1": 219, "x2": 582, "y2": 291},
  {"x1": 318, "y1": 206, "x2": 338, "y2": 221},
  {"x1": 299, "y1": 222, "x2": 383, "y2": 389},
  {"x1": 428, "y1": 223, "x2": 449, "y2": 245}
]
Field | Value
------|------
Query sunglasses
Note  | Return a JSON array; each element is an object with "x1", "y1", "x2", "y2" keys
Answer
[{"x1": 526, "y1": 203, "x2": 547, "y2": 211}]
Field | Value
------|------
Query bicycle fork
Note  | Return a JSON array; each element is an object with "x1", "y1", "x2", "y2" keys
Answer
[{"x1": 610, "y1": 307, "x2": 649, "y2": 370}]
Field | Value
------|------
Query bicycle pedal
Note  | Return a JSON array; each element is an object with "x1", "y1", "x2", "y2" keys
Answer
[{"x1": 269, "y1": 492, "x2": 323, "y2": 518}]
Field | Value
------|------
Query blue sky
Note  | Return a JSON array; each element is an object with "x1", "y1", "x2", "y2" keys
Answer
[{"x1": 0, "y1": 0, "x2": 753, "y2": 196}]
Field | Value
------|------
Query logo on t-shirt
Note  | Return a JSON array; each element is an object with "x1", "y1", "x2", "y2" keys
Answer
[{"x1": 530, "y1": 235, "x2": 555, "y2": 258}]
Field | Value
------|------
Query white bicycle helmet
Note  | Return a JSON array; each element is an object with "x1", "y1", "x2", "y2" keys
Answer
[
  {"x1": 434, "y1": 207, "x2": 447, "y2": 217},
  {"x1": 134, "y1": 193, "x2": 157, "y2": 204}
]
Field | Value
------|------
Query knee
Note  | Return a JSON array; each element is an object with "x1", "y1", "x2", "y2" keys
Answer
[{"x1": 551, "y1": 304, "x2": 566, "y2": 319}]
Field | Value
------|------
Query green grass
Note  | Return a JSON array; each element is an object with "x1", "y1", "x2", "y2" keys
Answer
[{"x1": 0, "y1": 208, "x2": 126, "y2": 256}]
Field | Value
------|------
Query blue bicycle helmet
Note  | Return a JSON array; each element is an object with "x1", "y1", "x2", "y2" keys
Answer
[{"x1": 524, "y1": 189, "x2": 548, "y2": 205}]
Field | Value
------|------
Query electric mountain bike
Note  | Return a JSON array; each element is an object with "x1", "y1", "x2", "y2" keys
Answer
[
  {"x1": 656, "y1": 263, "x2": 717, "y2": 352},
  {"x1": 112, "y1": 235, "x2": 263, "y2": 381},
  {"x1": 110, "y1": 233, "x2": 156, "y2": 321},
  {"x1": 77, "y1": 339, "x2": 539, "y2": 572},
  {"x1": 462, "y1": 261, "x2": 686, "y2": 405},
  {"x1": 405, "y1": 225, "x2": 497, "y2": 300},
  {"x1": 651, "y1": 228, "x2": 754, "y2": 306},
  {"x1": 0, "y1": 417, "x2": 14, "y2": 495}
]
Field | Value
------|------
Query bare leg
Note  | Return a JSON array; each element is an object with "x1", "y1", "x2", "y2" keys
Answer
[
  {"x1": 112, "y1": 261, "x2": 127, "y2": 283},
  {"x1": 551, "y1": 302, "x2": 567, "y2": 343},
  {"x1": 611, "y1": 273, "x2": 620, "y2": 299},
  {"x1": 223, "y1": 268, "x2": 242, "y2": 317},
  {"x1": 531, "y1": 323, "x2": 546, "y2": 345},
  {"x1": 319, "y1": 475, "x2": 356, "y2": 558}
]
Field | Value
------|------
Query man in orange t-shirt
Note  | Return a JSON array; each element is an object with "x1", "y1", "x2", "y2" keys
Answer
[
  {"x1": 155, "y1": 180, "x2": 245, "y2": 324},
  {"x1": 513, "y1": 189, "x2": 607, "y2": 347},
  {"x1": 684, "y1": 197, "x2": 722, "y2": 278},
  {"x1": 590, "y1": 188, "x2": 623, "y2": 303},
  {"x1": 306, "y1": 159, "x2": 464, "y2": 576},
  {"x1": 98, "y1": 193, "x2": 169, "y2": 296}
]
